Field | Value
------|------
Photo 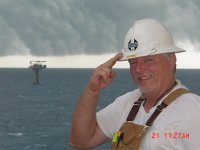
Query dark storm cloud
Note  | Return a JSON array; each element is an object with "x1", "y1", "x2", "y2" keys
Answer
[{"x1": 0, "y1": 0, "x2": 199, "y2": 56}]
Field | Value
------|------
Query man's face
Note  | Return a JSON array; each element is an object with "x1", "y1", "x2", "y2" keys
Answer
[{"x1": 129, "y1": 54, "x2": 176, "y2": 95}]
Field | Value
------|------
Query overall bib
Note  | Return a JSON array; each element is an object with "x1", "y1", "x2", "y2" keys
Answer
[{"x1": 111, "y1": 88, "x2": 190, "y2": 150}]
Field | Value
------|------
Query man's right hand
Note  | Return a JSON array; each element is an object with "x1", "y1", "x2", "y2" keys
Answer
[{"x1": 87, "y1": 53, "x2": 123, "y2": 92}]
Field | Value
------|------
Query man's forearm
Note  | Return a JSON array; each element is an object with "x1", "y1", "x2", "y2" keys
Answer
[
  {"x1": 70, "y1": 84, "x2": 100, "y2": 148},
  {"x1": 70, "y1": 53, "x2": 123, "y2": 149}
]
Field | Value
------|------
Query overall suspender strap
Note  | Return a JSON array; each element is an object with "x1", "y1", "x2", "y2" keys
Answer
[
  {"x1": 146, "y1": 88, "x2": 190, "y2": 126},
  {"x1": 126, "y1": 98, "x2": 145, "y2": 121},
  {"x1": 126, "y1": 88, "x2": 190, "y2": 125},
  {"x1": 126, "y1": 82, "x2": 177, "y2": 122},
  {"x1": 162, "y1": 88, "x2": 190, "y2": 105}
]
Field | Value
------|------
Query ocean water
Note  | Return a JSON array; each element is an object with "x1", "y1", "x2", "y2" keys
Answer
[{"x1": 0, "y1": 68, "x2": 199, "y2": 150}]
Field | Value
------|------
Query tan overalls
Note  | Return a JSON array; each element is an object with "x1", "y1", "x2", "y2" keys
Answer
[{"x1": 111, "y1": 88, "x2": 190, "y2": 150}]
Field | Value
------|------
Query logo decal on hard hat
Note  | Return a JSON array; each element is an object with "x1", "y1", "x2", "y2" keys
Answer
[{"x1": 128, "y1": 39, "x2": 138, "y2": 51}]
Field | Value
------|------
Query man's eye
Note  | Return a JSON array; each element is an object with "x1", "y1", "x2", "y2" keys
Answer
[
  {"x1": 144, "y1": 58, "x2": 153, "y2": 62},
  {"x1": 129, "y1": 61, "x2": 137, "y2": 65}
]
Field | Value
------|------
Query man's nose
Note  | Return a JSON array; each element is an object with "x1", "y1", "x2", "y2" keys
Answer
[{"x1": 133, "y1": 61, "x2": 147, "y2": 73}]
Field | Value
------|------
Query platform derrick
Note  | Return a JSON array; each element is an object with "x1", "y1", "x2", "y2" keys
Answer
[{"x1": 29, "y1": 60, "x2": 47, "y2": 84}]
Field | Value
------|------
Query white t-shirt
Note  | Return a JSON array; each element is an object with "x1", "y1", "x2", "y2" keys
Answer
[{"x1": 97, "y1": 80, "x2": 200, "y2": 150}]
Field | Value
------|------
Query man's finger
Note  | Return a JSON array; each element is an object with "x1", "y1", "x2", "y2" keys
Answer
[{"x1": 103, "y1": 53, "x2": 123, "y2": 69}]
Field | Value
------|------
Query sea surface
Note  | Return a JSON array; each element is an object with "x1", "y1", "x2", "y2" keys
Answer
[{"x1": 0, "y1": 68, "x2": 199, "y2": 150}]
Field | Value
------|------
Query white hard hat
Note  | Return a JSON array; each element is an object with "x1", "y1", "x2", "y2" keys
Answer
[{"x1": 120, "y1": 18, "x2": 186, "y2": 61}]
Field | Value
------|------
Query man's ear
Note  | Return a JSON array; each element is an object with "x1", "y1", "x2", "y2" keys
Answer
[{"x1": 168, "y1": 53, "x2": 177, "y2": 71}]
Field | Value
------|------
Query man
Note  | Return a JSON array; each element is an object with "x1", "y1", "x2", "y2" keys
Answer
[{"x1": 70, "y1": 19, "x2": 200, "y2": 149}]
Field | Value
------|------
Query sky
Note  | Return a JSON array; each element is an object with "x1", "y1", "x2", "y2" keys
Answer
[{"x1": 0, "y1": 0, "x2": 199, "y2": 68}]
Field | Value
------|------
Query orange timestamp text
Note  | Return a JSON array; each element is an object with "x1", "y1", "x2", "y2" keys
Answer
[{"x1": 151, "y1": 132, "x2": 190, "y2": 139}]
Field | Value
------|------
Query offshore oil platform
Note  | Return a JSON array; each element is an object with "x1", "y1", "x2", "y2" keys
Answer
[{"x1": 29, "y1": 60, "x2": 47, "y2": 84}]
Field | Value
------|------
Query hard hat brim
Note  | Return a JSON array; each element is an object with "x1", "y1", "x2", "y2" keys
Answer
[{"x1": 119, "y1": 46, "x2": 186, "y2": 61}]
